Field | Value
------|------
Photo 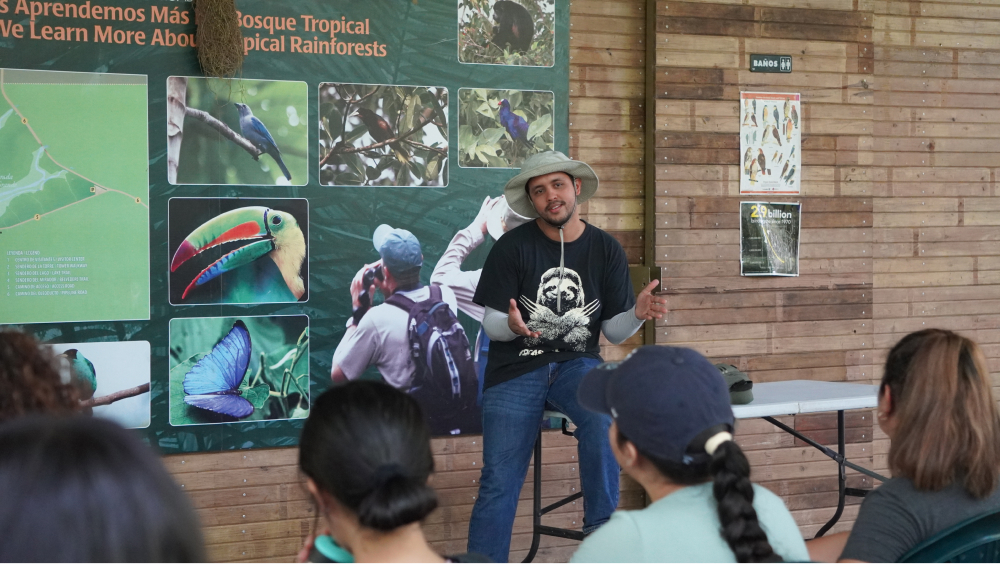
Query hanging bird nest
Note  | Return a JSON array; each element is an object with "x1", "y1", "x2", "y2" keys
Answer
[{"x1": 195, "y1": 0, "x2": 244, "y2": 78}]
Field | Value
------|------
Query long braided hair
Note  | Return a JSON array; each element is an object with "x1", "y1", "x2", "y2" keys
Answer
[{"x1": 617, "y1": 426, "x2": 782, "y2": 563}]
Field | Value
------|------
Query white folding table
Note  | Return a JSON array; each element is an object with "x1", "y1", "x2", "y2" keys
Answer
[{"x1": 732, "y1": 380, "x2": 889, "y2": 537}]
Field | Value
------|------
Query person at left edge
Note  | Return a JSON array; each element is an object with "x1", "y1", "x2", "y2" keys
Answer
[
  {"x1": 331, "y1": 225, "x2": 469, "y2": 435},
  {"x1": 467, "y1": 151, "x2": 668, "y2": 562}
]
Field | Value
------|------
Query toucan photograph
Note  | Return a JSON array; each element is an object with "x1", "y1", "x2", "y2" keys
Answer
[
  {"x1": 318, "y1": 83, "x2": 449, "y2": 187},
  {"x1": 167, "y1": 198, "x2": 308, "y2": 305},
  {"x1": 458, "y1": 87, "x2": 554, "y2": 168},
  {"x1": 166, "y1": 76, "x2": 308, "y2": 186},
  {"x1": 458, "y1": 0, "x2": 555, "y2": 66}
]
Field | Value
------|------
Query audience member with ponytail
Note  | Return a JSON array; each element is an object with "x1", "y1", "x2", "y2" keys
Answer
[
  {"x1": 571, "y1": 346, "x2": 808, "y2": 563},
  {"x1": 297, "y1": 380, "x2": 488, "y2": 563},
  {"x1": 808, "y1": 329, "x2": 1000, "y2": 562}
]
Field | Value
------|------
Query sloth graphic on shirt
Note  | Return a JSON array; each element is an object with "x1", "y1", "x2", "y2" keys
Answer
[{"x1": 519, "y1": 267, "x2": 600, "y2": 352}]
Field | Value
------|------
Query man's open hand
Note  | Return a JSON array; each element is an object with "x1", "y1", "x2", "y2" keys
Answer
[
  {"x1": 508, "y1": 298, "x2": 541, "y2": 338},
  {"x1": 634, "y1": 280, "x2": 668, "y2": 321}
]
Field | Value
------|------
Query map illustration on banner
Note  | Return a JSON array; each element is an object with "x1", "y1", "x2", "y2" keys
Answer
[
  {"x1": 0, "y1": 68, "x2": 150, "y2": 325},
  {"x1": 740, "y1": 92, "x2": 801, "y2": 195},
  {"x1": 740, "y1": 201, "x2": 801, "y2": 277},
  {"x1": 319, "y1": 83, "x2": 448, "y2": 187}
]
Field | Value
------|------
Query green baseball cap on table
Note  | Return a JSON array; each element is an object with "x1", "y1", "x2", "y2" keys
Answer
[
  {"x1": 715, "y1": 364, "x2": 754, "y2": 405},
  {"x1": 502, "y1": 151, "x2": 599, "y2": 218}
]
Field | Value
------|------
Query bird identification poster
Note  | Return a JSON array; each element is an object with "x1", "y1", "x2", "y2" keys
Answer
[
  {"x1": 0, "y1": 0, "x2": 570, "y2": 452},
  {"x1": 740, "y1": 92, "x2": 801, "y2": 195},
  {"x1": 740, "y1": 202, "x2": 801, "y2": 277}
]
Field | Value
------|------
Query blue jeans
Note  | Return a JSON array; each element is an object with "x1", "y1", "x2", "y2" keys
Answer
[{"x1": 466, "y1": 357, "x2": 619, "y2": 562}]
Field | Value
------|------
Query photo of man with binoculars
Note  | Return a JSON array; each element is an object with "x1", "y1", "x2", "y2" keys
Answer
[{"x1": 330, "y1": 224, "x2": 481, "y2": 435}]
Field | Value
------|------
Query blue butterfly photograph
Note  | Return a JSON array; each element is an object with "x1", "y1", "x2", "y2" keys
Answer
[{"x1": 168, "y1": 315, "x2": 310, "y2": 426}]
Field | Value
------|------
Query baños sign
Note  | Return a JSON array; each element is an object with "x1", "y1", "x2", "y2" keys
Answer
[{"x1": 750, "y1": 54, "x2": 792, "y2": 73}]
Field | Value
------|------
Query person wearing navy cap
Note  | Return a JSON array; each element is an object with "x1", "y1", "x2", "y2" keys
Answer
[{"x1": 572, "y1": 346, "x2": 809, "y2": 563}]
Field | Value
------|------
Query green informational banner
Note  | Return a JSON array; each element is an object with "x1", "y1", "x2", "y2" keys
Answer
[{"x1": 0, "y1": 0, "x2": 569, "y2": 453}]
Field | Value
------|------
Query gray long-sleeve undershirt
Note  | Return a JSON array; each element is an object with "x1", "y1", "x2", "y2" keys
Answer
[{"x1": 481, "y1": 305, "x2": 645, "y2": 345}]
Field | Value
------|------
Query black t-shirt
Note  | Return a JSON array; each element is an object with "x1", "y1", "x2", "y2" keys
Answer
[{"x1": 473, "y1": 220, "x2": 635, "y2": 389}]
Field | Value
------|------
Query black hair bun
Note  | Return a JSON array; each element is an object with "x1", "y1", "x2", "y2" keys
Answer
[{"x1": 356, "y1": 473, "x2": 438, "y2": 531}]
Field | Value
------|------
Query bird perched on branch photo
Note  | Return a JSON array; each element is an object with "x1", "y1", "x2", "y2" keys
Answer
[
  {"x1": 498, "y1": 98, "x2": 529, "y2": 144},
  {"x1": 60, "y1": 349, "x2": 96, "y2": 414},
  {"x1": 352, "y1": 107, "x2": 411, "y2": 164},
  {"x1": 498, "y1": 98, "x2": 531, "y2": 162},
  {"x1": 235, "y1": 103, "x2": 292, "y2": 181}
]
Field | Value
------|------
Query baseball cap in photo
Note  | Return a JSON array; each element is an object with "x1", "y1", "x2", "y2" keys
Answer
[
  {"x1": 578, "y1": 345, "x2": 735, "y2": 464},
  {"x1": 372, "y1": 224, "x2": 422, "y2": 273}
]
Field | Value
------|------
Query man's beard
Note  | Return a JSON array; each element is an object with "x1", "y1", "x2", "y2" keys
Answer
[{"x1": 539, "y1": 197, "x2": 577, "y2": 228}]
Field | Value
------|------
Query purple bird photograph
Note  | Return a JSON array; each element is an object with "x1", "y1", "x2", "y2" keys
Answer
[
  {"x1": 458, "y1": 0, "x2": 554, "y2": 67},
  {"x1": 459, "y1": 88, "x2": 553, "y2": 167},
  {"x1": 169, "y1": 315, "x2": 310, "y2": 425},
  {"x1": 498, "y1": 98, "x2": 530, "y2": 159},
  {"x1": 319, "y1": 83, "x2": 448, "y2": 187},
  {"x1": 167, "y1": 76, "x2": 307, "y2": 186}
]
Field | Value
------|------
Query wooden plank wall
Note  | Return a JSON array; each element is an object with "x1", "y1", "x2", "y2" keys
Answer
[
  {"x1": 654, "y1": 0, "x2": 880, "y2": 538},
  {"x1": 165, "y1": 0, "x2": 649, "y2": 561},
  {"x1": 869, "y1": 0, "x2": 1000, "y2": 481}
]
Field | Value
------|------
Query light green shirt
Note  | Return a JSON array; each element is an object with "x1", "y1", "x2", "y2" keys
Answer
[{"x1": 571, "y1": 482, "x2": 809, "y2": 563}]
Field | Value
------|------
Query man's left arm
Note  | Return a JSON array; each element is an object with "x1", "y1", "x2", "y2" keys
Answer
[{"x1": 598, "y1": 238, "x2": 667, "y2": 344}]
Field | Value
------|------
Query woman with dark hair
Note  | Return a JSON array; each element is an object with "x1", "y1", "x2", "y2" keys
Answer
[
  {"x1": 298, "y1": 380, "x2": 485, "y2": 563},
  {"x1": 0, "y1": 415, "x2": 205, "y2": 562},
  {"x1": 0, "y1": 330, "x2": 80, "y2": 422},
  {"x1": 571, "y1": 346, "x2": 808, "y2": 563},
  {"x1": 808, "y1": 329, "x2": 1000, "y2": 562}
]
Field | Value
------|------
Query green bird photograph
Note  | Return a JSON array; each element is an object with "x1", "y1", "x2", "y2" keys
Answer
[
  {"x1": 52, "y1": 341, "x2": 152, "y2": 428},
  {"x1": 60, "y1": 348, "x2": 97, "y2": 414}
]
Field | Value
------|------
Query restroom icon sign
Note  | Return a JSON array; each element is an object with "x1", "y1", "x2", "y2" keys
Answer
[{"x1": 750, "y1": 54, "x2": 793, "y2": 73}]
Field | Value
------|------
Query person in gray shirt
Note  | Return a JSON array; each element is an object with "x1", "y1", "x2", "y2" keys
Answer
[{"x1": 808, "y1": 329, "x2": 1000, "y2": 562}]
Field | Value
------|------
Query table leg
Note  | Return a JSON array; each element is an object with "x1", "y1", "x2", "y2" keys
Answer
[
  {"x1": 760, "y1": 411, "x2": 887, "y2": 538},
  {"x1": 814, "y1": 410, "x2": 846, "y2": 538}
]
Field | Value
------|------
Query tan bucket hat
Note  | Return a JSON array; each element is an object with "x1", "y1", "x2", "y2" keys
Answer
[{"x1": 503, "y1": 151, "x2": 599, "y2": 218}]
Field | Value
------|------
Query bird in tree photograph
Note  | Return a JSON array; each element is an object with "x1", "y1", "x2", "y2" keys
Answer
[
  {"x1": 498, "y1": 98, "x2": 530, "y2": 161},
  {"x1": 459, "y1": 0, "x2": 554, "y2": 67},
  {"x1": 235, "y1": 102, "x2": 291, "y2": 181},
  {"x1": 459, "y1": 88, "x2": 553, "y2": 168},
  {"x1": 319, "y1": 83, "x2": 448, "y2": 187},
  {"x1": 352, "y1": 108, "x2": 411, "y2": 165},
  {"x1": 167, "y1": 77, "x2": 307, "y2": 186}
]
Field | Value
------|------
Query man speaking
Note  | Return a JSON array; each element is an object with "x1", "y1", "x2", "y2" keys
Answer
[{"x1": 467, "y1": 151, "x2": 667, "y2": 561}]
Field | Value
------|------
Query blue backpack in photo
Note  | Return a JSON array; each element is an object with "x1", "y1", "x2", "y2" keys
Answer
[{"x1": 386, "y1": 285, "x2": 477, "y2": 411}]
